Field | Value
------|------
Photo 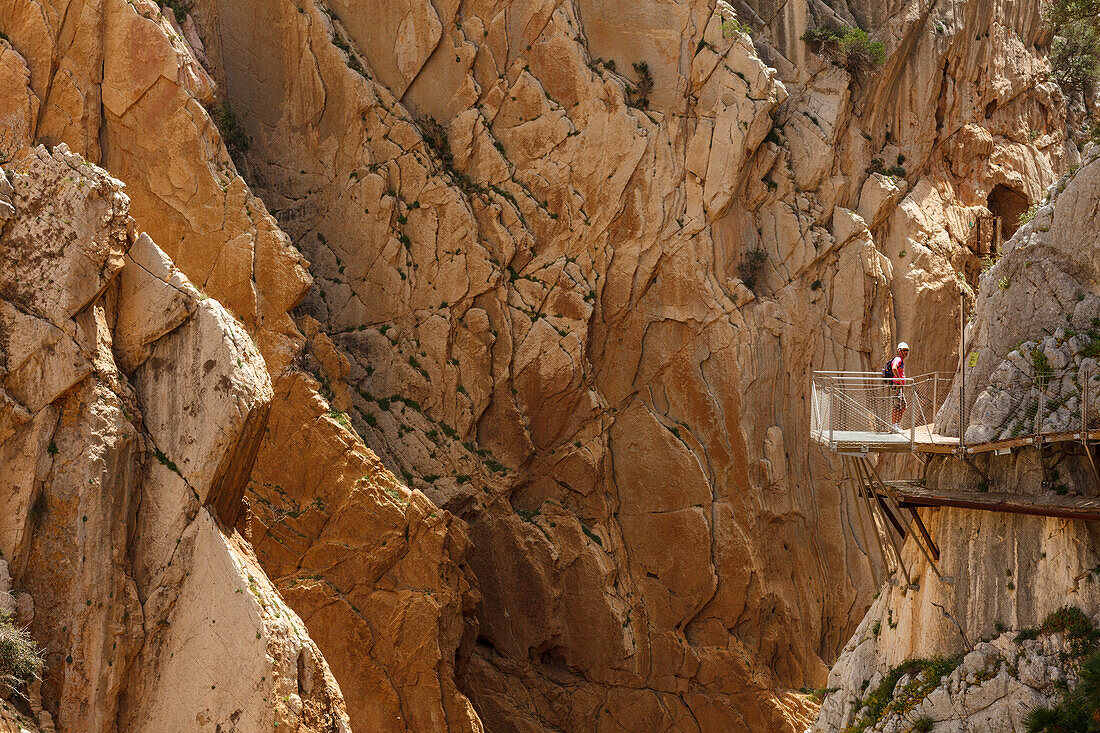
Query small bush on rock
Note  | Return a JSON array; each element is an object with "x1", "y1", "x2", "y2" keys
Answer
[
  {"x1": 1041, "y1": 605, "x2": 1099, "y2": 657},
  {"x1": 845, "y1": 655, "x2": 963, "y2": 732},
  {"x1": 1048, "y1": 0, "x2": 1100, "y2": 99},
  {"x1": 910, "y1": 715, "x2": 935, "y2": 733},
  {"x1": 721, "y1": 17, "x2": 752, "y2": 39},
  {"x1": 162, "y1": 0, "x2": 193, "y2": 25},
  {"x1": 801, "y1": 25, "x2": 885, "y2": 71},
  {"x1": 209, "y1": 101, "x2": 251, "y2": 168},
  {"x1": 625, "y1": 61, "x2": 654, "y2": 110},
  {"x1": 1024, "y1": 648, "x2": 1100, "y2": 732},
  {"x1": 738, "y1": 248, "x2": 768, "y2": 293},
  {"x1": 0, "y1": 613, "x2": 43, "y2": 694}
]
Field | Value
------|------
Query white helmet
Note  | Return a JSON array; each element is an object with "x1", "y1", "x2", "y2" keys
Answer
[{"x1": 897, "y1": 342, "x2": 910, "y2": 351}]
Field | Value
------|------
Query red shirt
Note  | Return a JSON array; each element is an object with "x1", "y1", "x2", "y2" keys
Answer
[{"x1": 889, "y1": 356, "x2": 905, "y2": 385}]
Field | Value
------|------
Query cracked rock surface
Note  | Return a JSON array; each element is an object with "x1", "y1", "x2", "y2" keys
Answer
[
  {"x1": 816, "y1": 143, "x2": 1100, "y2": 733},
  {"x1": 0, "y1": 146, "x2": 350, "y2": 732},
  {"x1": 0, "y1": 0, "x2": 1076, "y2": 730}
]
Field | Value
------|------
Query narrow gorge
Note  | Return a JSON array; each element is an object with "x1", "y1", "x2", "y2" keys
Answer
[{"x1": 0, "y1": 0, "x2": 1094, "y2": 731}]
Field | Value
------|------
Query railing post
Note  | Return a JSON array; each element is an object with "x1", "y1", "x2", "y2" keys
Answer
[
  {"x1": 959, "y1": 292, "x2": 966, "y2": 451},
  {"x1": 1034, "y1": 365, "x2": 1042, "y2": 436},
  {"x1": 933, "y1": 374, "x2": 939, "y2": 434},
  {"x1": 829, "y1": 378, "x2": 834, "y2": 445},
  {"x1": 1085, "y1": 365, "x2": 1090, "y2": 435},
  {"x1": 909, "y1": 378, "x2": 915, "y2": 447}
]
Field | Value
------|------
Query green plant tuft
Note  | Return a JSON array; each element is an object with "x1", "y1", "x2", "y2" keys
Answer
[
  {"x1": 721, "y1": 16, "x2": 752, "y2": 39},
  {"x1": 163, "y1": 0, "x2": 193, "y2": 25},
  {"x1": 625, "y1": 61, "x2": 654, "y2": 110},
  {"x1": 209, "y1": 101, "x2": 251, "y2": 168},
  {"x1": 801, "y1": 25, "x2": 885, "y2": 71},
  {"x1": 0, "y1": 613, "x2": 44, "y2": 693},
  {"x1": 738, "y1": 248, "x2": 768, "y2": 293},
  {"x1": 909, "y1": 715, "x2": 935, "y2": 733},
  {"x1": 845, "y1": 655, "x2": 963, "y2": 733}
]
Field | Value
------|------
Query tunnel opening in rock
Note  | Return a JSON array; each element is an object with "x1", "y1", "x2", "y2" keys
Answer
[{"x1": 987, "y1": 183, "x2": 1030, "y2": 242}]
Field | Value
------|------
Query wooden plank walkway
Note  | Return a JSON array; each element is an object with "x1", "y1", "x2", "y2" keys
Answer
[
  {"x1": 914, "y1": 429, "x2": 1100, "y2": 455},
  {"x1": 884, "y1": 480, "x2": 1100, "y2": 522}
]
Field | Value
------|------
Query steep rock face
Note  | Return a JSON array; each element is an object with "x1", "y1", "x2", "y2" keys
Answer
[
  {"x1": 177, "y1": 0, "x2": 1066, "y2": 729},
  {"x1": 0, "y1": 0, "x2": 1072, "y2": 731},
  {"x1": 0, "y1": 5, "x2": 482, "y2": 731},
  {"x1": 815, "y1": 151, "x2": 1100, "y2": 731},
  {"x1": 0, "y1": 145, "x2": 350, "y2": 732}
]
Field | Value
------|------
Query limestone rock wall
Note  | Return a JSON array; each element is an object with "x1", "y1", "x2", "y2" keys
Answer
[
  {"x1": 177, "y1": 0, "x2": 1066, "y2": 729},
  {"x1": 0, "y1": 145, "x2": 351, "y2": 731},
  {"x1": 1, "y1": 1, "x2": 484, "y2": 730},
  {"x1": 0, "y1": 0, "x2": 1074, "y2": 730},
  {"x1": 814, "y1": 145, "x2": 1100, "y2": 732}
]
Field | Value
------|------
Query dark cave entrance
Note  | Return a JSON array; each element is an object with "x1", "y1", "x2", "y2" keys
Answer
[{"x1": 987, "y1": 183, "x2": 1030, "y2": 243}]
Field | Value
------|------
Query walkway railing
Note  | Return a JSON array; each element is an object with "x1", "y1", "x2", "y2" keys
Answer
[
  {"x1": 956, "y1": 362, "x2": 1100, "y2": 445},
  {"x1": 812, "y1": 362, "x2": 1100, "y2": 453},
  {"x1": 810, "y1": 372, "x2": 952, "y2": 450}
]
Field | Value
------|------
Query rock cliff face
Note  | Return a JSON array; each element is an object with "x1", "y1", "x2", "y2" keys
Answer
[
  {"x1": 0, "y1": 145, "x2": 350, "y2": 731},
  {"x1": 814, "y1": 150, "x2": 1100, "y2": 731},
  {"x1": 0, "y1": 0, "x2": 1075, "y2": 730},
  {"x1": 180, "y1": 0, "x2": 1063, "y2": 728}
]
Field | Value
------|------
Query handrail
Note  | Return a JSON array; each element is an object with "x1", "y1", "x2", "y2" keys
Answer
[{"x1": 811, "y1": 363, "x2": 1100, "y2": 450}]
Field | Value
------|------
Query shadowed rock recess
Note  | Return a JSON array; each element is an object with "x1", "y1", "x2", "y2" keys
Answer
[{"x1": 0, "y1": 0, "x2": 1076, "y2": 730}]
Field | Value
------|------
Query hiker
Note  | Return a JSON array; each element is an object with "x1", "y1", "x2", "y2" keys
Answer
[{"x1": 887, "y1": 342, "x2": 909, "y2": 430}]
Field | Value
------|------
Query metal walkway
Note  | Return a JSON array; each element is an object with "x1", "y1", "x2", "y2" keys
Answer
[
  {"x1": 811, "y1": 367, "x2": 1100, "y2": 456},
  {"x1": 816, "y1": 367, "x2": 1100, "y2": 579}
]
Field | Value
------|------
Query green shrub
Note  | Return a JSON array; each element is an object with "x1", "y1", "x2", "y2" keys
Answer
[
  {"x1": 910, "y1": 715, "x2": 935, "y2": 733},
  {"x1": 849, "y1": 656, "x2": 962, "y2": 732},
  {"x1": 1041, "y1": 605, "x2": 1099, "y2": 657},
  {"x1": 1017, "y1": 204, "x2": 1039, "y2": 226},
  {"x1": 209, "y1": 101, "x2": 251, "y2": 168},
  {"x1": 0, "y1": 614, "x2": 43, "y2": 692},
  {"x1": 1032, "y1": 348, "x2": 1053, "y2": 389},
  {"x1": 418, "y1": 115, "x2": 454, "y2": 170},
  {"x1": 721, "y1": 17, "x2": 752, "y2": 39},
  {"x1": 328, "y1": 408, "x2": 351, "y2": 429},
  {"x1": 625, "y1": 61, "x2": 654, "y2": 110},
  {"x1": 799, "y1": 686, "x2": 838, "y2": 704},
  {"x1": 1048, "y1": 0, "x2": 1100, "y2": 99},
  {"x1": 1015, "y1": 627, "x2": 1041, "y2": 643},
  {"x1": 801, "y1": 25, "x2": 885, "y2": 71},
  {"x1": 738, "y1": 248, "x2": 768, "y2": 292},
  {"x1": 1024, "y1": 647, "x2": 1100, "y2": 731},
  {"x1": 163, "y1": 0, "x2": 193, "y2": 24}
]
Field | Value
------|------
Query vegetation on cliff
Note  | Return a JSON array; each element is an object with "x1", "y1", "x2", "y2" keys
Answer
[
  {"x1": 1048, "y1": 0, "x2": 1100, "y2": 142},
  {"x1": 1022, "y1": 607, "x2": 1100, "y2": 732},
  {"x1": 0, "y1": 613, "x2": 42, "y2": 694},
  {"x1": 843, "y1": 655, "x2": 963, "y2": 733},
  {"x1": 801, "y1": 25, "x2": 886, "y2": 71}
]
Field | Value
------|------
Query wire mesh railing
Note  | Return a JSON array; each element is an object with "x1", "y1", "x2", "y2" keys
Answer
[
  {"x1": 962, "y1": 362, "x2": 1100, "y2": 444},
  {"x1": 812, "y1": 362, "x2": 1100, "y2": 452},
  {"x1": 810, "y1": 372, "x2": 953, "y2": 449}
]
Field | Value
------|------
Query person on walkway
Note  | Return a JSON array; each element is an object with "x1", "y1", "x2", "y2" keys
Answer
[{"x1": 888, "y1": 342, "x2": 909, "y2": 430}]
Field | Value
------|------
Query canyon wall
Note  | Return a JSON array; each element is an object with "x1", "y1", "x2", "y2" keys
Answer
[
  {"x1": 815, "y1": 147, "x2": 1100, "y2": 731},
  {"x1": 0, "y1": 0, "x2": 1075, "y2": 730},
  {"x1": 0, "y1": 144, "x2": 350, "y2": 731}
]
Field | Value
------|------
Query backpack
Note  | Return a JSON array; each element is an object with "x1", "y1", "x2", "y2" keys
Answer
[{"x1": 883, "y1": 360, "x2": 895, "y2": 384}]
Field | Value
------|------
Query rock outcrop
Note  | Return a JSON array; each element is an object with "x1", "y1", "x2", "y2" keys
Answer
[
  {"x1": 815, "y1": 149, "x2": 1100, "y2": 731},
  {"x1": 1, "y1": 2, "x2": 483, "y2": 730},
  {"x1": 0, "y1": 145, "x2": 350, "y2": 732}
]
